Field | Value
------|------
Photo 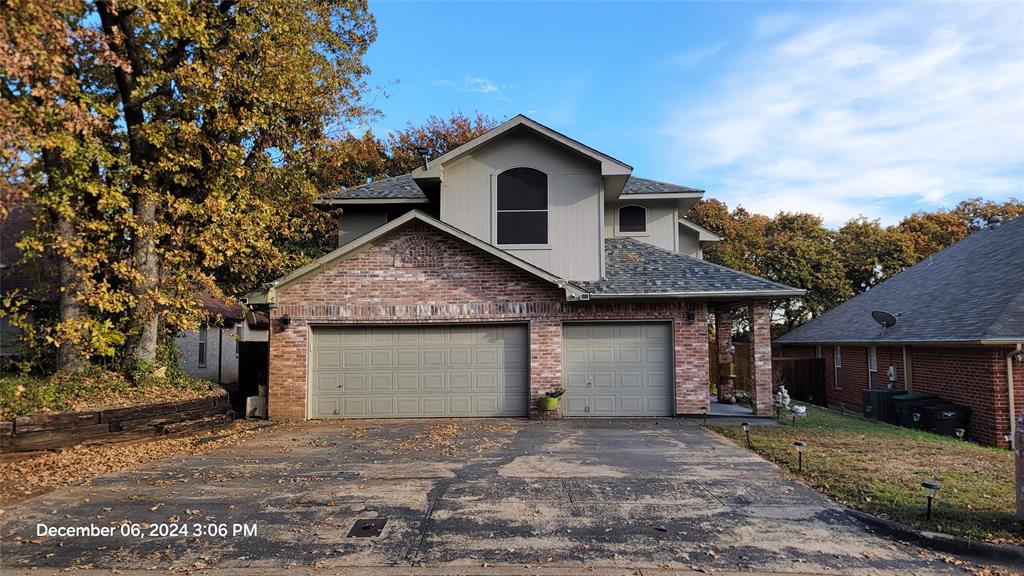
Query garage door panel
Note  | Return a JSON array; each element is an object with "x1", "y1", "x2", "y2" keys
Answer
[
  {"x1": 562, "y1": 322, "x2": 672, "y2": 417},
  {"x1": 620, "y1": 395, "x2": 644, "y2": 413},
  {"x1": 369, "y1": 373, "x2": 394, "y2": 391},
  {"x1": 591, "y1": 347, "x2": 616, "y2": 365},
  {"x1": 343, "y1": 373, "x2": 368, "y2": 392},
  {"x1": 423, "y1": 372, "x2": 445, "y2": 390},
  {"x1": 395, "y1": 396, "x2": 421, "y2": 415},
  {"x1": 591, "y1": 372, "x2": 616, "y2": 389},
  {"x1": 423, "y1": 396, "x2": 445, "y2": 414},
  {"x1": 618, "y1": 347, "x2": 643, "y2": 365},
  {"x1": 591, "y1": 395, "x2": 617, "y2": 413},
  {"x1": 311, "y1": 325, "x2": 527, "y2": 418},
  {"x1": 343, "y1": 350, "x2": 367, "y2": 368},
  {"x1": 395, "y1": 348, "x2": 419, "y2": 366}
]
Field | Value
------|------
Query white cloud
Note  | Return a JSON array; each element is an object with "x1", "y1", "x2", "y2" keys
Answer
[
  {"x1": 433, "y1": 76, "x2": 503, "y2": 94},
  {"x1": 667, "y1": 44, "x2": 724, "y2": 67},
  {"x1": 665, "y1": 4, "x2": 1024, "y2": 226}
]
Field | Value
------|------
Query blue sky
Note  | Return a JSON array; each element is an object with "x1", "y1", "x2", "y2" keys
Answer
[{"x1": 360, "y1": 1, "x2": 1024, "y2": 226}]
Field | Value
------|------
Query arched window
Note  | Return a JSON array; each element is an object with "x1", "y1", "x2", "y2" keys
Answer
[
  {"x1": 618, "y1": 205, "x2": 647, "y2": 233},
  {"x1": 496, "y1": 167, "x2": 548, "y2": 245}
]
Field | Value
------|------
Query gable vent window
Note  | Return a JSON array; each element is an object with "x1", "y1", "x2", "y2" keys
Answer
[
  {"x1": 619, "y1": 205, "x2": 647, "y2": 233},
  {"x1": 496, "y1": 167, "x2": 548, "y2": 245}
]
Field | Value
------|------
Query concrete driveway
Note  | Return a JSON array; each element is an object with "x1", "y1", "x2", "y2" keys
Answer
[{"x1": 1, "y1": 418, "x2": 963, "y2": 574}]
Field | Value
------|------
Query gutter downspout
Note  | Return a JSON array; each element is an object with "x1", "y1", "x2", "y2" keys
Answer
[{"x1": 1009, "y1": 343, "x2": 1021, "y2": 449}]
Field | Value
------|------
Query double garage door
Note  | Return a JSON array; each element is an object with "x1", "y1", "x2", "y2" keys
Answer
[
  {"x1": 310, "y1": 325, "x2": 529, "y2": 418},
  {"x1": 308, "y1": 322, "x2": 673, "y2": 419}
]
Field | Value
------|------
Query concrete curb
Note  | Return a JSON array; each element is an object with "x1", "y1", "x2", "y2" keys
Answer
[{"x1": 845, "y1": 508, "x2": 1024, "y2": 568}]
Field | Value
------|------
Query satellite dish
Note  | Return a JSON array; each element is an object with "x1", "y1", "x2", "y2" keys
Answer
[{"x1": 871, "y1": 310, "x2": 900, "y2": 329}]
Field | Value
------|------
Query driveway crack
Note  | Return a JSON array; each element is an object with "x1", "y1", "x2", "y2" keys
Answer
[
  {"x1": 560, "y1": 478, "x2": 575, "y2": 504},
  {"x1": 694, "y1": 479, "x2": 725, "y2": 507},
  {"x1": 408, "y1": 477, "x2": 450, "y2": 564}
]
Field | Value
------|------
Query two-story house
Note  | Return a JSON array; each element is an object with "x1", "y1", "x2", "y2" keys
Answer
[{"x1": 244, "y1": 115, "x2": 803, "y2": 420}]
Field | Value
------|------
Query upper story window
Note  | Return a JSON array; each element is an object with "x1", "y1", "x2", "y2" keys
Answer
[
  {"x1": 496, "y1": 167, "x2": 548, "y2": 245},
  {"x1": 618, "y1": 205, "x2": 647, "y2": 233}
]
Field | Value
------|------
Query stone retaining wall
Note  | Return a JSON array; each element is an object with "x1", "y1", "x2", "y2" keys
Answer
[{"x1": 0, "y1": 392, "x2": 232, "y2": 453}]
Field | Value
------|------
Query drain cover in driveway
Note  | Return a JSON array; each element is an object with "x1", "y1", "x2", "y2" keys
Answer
[{"x1": 347, "y1": 518, "x2": 387, "y2": 538}]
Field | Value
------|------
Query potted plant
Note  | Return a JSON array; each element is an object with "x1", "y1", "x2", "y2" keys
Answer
[{"x1": 537, "y1": 387, "x2": 565, "y2": 411}]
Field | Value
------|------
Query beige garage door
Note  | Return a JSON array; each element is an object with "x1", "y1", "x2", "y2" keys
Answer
[
  {"x1": 309, "y1": 325, "x2": 528, "y2": 418},
  {"x1": 561, "y1": 322, "x2": 673, "y2": 416}
]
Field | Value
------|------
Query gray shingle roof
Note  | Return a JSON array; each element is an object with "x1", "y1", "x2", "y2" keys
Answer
[
  {"x1": 575, "y1": 238, "x2": 803, "y2": 297},
  {"x1": 320, "y1": 174, "x2": 426, "y2": 201},
  {"x1": 622, "y1": 176, "x2": 703, "y2": 195},
  {"x1": 777, "y1": 216, "x2": 1024, "y2": 344}
]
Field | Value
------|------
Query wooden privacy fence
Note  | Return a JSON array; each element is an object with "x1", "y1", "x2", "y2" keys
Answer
[
  {"x1": 0, "y1": 392, "x2": 231, "y2": 453},
  {"x1": 772, "y1": 357, "x2": 827, "y2": 406}
]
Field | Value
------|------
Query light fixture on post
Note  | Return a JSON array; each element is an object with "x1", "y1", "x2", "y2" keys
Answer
[
  {"x1": 921, "y1": 481, "x2": 940, "y2": 520},
  {"x1": 793, "y1": 440, "x2": 807, "y2": 472},
  {"x1": 791, "y1": 404, "x2": 807, "y2": 427},
  {"x1": 741, "y1": 422, "x2": 751, "y2": 448},
  {"x1": 954, "y1": 428, "x2": 965, "y2": 441},
  {"x1": 700, "y1": 406, "x2": 708, "y2": 426},
  {"x1": 912, "y1": 412, "x2": 921, "y2": 428}
]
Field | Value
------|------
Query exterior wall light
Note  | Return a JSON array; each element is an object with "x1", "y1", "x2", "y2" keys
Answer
[
  {"x1": 921, "y1": 481, "x2": 940, "y2": 520},
  {"x1": 793, "y1": 440, "x2": 807, "y2": 472}
]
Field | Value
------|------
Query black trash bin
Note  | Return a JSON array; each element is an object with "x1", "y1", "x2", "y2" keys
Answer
[
  {"x1": 892, "y1": 393, "x2": 941, "y2": 427},
  {"x1": 924, "y1": 404, "x2": 971, "y2": 437}
]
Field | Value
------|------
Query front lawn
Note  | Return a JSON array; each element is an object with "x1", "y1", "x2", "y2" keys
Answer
[{"x1": 709, "y1": 405, "x2": 1022, "y2": 544}]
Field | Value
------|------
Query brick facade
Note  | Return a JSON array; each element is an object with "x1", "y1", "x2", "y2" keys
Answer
[
  {"x1": 267, "y1": 223, "x2": 725, "y2": 420},
  {"x1": 778, "y1": 342, "x2": 1022, "y2": 447}
]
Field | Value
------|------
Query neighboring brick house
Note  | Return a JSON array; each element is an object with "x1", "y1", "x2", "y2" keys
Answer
[
  {"x1": 244, "y1": 115, "x2": 803, "y2": 421},
  {"x1": 777, "y1": 216, "x2": 1024, "y2": 448}
]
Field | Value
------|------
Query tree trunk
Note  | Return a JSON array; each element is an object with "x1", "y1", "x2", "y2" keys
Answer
[
  {"x1": 126, "y1": 194, "x2": 160, "y2": 365},
  {"x1": 54, "y1": 214, "x2": 87, "y2": 373},
  {"x1": 97, "y1": 2, "x2": 162, "y2": 370}
]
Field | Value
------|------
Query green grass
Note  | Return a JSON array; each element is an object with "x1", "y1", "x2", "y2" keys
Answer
[
  {"x1": 0, "y1": 366, "x2": 213, "y2": 420},
  {"x1": 709, "y1": 405, "x2": 1022, "y2": 544}
]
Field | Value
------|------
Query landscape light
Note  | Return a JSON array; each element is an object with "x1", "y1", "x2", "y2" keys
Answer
[
  {"x1": 954, "y1": 428, "x2": 965, "y2": 441},
  {"x1": 741, "y1": 422, "x2": 751, "y2": 447},
  {"x1": 921, "y1": 481, "x2": 940, "y2": 520},
  {"x1": 912, "y1": 412, "x2": 921, "y2": 428},
  {"x1": 793, "y1": 440, "x2": 807, "y2": 472},
  {"x1": 701, "y1": 406, "x2": 708, "y2": 426}
]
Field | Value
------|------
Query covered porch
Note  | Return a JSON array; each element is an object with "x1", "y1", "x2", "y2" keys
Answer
[{"x1": 702, "y1": 301, "x2": 775, "y2": 419}]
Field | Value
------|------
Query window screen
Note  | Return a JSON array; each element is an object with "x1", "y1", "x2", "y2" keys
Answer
[
  {"x1": 618, "y1": 205, "x2": 646, "y2": 232},
  {"x1": 497, "y1": 167, "x2": 547, "y2": 244}
]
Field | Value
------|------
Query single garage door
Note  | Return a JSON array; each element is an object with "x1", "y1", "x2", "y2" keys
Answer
[
  {"x1": 562, "y1": 322, "x2": 673, "y2": 416},
  {"x1": 310, "y1": 325, "x2": 528, "y2": 418}
]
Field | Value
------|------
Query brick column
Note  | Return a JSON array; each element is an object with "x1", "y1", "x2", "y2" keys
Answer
[
  {"x1": 267, "y1": 315, "x2": 307, "y2": 420},
  {"x1": 675, "y1": 303, "x2": 710, "y2": 414},
  {"x1": 529, "y1": 318, "x2": 562, "y2": 417},
  {"x1": 715, "y1": 307, "x2": 735, "y2": 402},
  {"x1": 749, "y1": 301, "x2": 773, "y2": 416}
]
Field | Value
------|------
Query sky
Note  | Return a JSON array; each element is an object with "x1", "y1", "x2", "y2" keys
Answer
[{"x1": 359, "y1": 1, "x2": 1024, "y2": 227}]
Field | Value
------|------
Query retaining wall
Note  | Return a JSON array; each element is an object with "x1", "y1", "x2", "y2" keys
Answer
[{"x1": 0, "y1": 392, "x2": 232, "y2": 453}]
